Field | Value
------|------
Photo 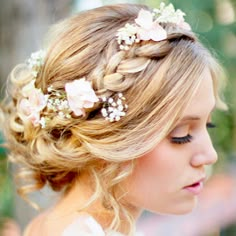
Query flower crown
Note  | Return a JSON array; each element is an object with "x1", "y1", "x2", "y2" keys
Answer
[
  {"x1": 18, "y1": 51, "x2": 128, "y2": 128},
  {"x1": 18, "y1": 3, "x2": 190, "y2": 128},
  {"x1": 116, "y1": 2, "x2": 191, "y2": 50}
]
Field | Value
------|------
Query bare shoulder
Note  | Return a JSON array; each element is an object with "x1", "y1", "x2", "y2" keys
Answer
[
  {"x1": 23, "y1": 213, "x2": 45, "y2": 236},
  {"x1": 23, "y1": 211, "x2": 67, "y2": 236},
  {"x1": 23, "y1": 211, "x2": 105, "y2": 236}
]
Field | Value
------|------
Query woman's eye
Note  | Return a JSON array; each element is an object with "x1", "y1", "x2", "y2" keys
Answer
[
  {"x1": 207, "y1": 122, "x2": 216, "y2": 128},
  {"x1": 171, "y1": 134, "x2": 193, "y2": 145}
]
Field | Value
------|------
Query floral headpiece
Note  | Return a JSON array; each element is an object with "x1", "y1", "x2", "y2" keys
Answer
[
  {"x1": 18, "y1": 51, "x2": 128, "y2": 128},
  {"x1": 116, "y1": 2, "x2": 191, "y2": 50},
  {"x1": 18, "y1": 3, "x2": 190, "y2": 128}
]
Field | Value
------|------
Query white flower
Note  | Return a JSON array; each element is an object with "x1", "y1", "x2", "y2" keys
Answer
[
  {"x1": 101, "y1": 93, "x2": 128, "y2": 122},
  {"x1": 27, "y1": 50, "x2": 46, "y2": 77},
  {"x1": 21, "y1": 79, "x2": 36, "y2": 97},
  {"x1": 65, "y1": 78, "x2": 99, "y2": 116},
  {"x1": 19, "y1": 83, "x2": 48, "y2": 127},
  {"x1": 116, "y1": 23, "x2": 138, "y2": 49},
  {"x1": 135, "y1": 9, "x2": 167, "y2": 42},
  {"x1": 116, "y1": 3, "x2": 191, "y2": 50},
  {"x1": 154, "y1": 3, "x2": 191, "y2": 30}
]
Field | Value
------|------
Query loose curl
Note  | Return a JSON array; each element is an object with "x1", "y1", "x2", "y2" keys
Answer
[{"x1": 0, "y1": 4, "x2": 227, "y2": 235}]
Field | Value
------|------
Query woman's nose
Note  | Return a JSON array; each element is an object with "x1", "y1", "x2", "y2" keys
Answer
[{"x1": 190, "y1": 131, "x2": 218, "y2": 167}]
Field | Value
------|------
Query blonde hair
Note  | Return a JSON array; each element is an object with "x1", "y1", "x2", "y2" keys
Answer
[{"x1": 1, "y1": 3, "x2": 227, "y2": 235}]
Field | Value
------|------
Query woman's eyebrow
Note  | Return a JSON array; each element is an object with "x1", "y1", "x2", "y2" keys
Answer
[
  {"x1": 179, "y1": 103, "x2": 216, "y2": 123},
  {"x1": 179, "y1": 116, "x2": 200, "y2": 122}
]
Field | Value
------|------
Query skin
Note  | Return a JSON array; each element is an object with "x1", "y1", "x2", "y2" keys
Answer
[
  {"x1": 23, "y1": 67, "x2": 217, "y2": 235},
  {"x1": 123, "y1": 67, "x2": 217, "y2": 216}
]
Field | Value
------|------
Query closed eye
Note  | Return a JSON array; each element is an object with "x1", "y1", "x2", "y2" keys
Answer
[
  {"x1": 207, "y1": 122, "x2": 216, "y2": 128},
  {"x1": 171, "y1": 134, "x2": 193, "y2": 145}
]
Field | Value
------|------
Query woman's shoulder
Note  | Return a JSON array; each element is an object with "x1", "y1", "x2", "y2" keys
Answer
[
  {"x1": 62, "y1": 214, "x2": 145, "y2": 236},
  {"x1": 62, "y1": 214, "x2": 125, "y2": 236},
  {"x1": 23, "y1": 212, "x2": 125, "y2": 236},
  {"x1": 23, "y1": 212, "x2": 46, "y2": 236}
]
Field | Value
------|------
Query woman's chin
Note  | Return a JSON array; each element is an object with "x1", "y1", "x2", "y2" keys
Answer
[{"x1": 152, "y1": 198, "x2": 198, "y2": 216}]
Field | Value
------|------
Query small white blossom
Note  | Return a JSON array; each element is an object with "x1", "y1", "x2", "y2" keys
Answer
[
  {"x1": 115, "y1": 116, "x2": 121, "y2": 121},
  {"x1": 118, "y1": 105, "x2": 123, "y2": 111},
  {"x1": 47, "y1": 86, "x2": 53, "y2": 92},
  {"x1": 117, "y1": 99, "x2": 122, "y2": 105},
  {"x1": 58, "y1": 111, "x2": 64, "y2": 118},
  {"x1": 27, "y1": 50, "x2": 46, "y2": 77},
  {"x1": 108, "y1": 98, "x2": 114, "y2": 104},
  {"x1": 101, "y1": 108, "x2": 108, "y2": 117},
  {"x1": 102, "y1": 97, "x2": 107, "y2": 102},
  {"x1": 101, "y1": 93, "x2": 128, "y2": 122},
  {"x1": 65, "y1": 114, "x2": 72, "y2": 119},
  {"x1": 154, "y1": 3, "x2": 185, "y2": 24}
]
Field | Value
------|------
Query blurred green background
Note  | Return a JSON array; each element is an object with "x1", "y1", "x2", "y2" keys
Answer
[{"x1": 0, "y1": 0, "x2": 235, "y2": 235}]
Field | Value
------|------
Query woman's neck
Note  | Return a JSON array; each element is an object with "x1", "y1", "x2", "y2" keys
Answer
[{"x1": 49, "y1": 172, "x2": 142, "y2": 234}]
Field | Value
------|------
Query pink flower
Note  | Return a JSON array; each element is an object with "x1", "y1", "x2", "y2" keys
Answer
[
  {"x1": 65, "y1": 78, "x2": 99, "y2": 116},
  {"x1": 178, "y1": 20, "x2": 191, "y2": 31},
  {"x1": 21, "y1": 79, "x2": 36, "y2": 97},
  {"x1": 19, "y1": 88, "x2": 47, "y2": 126},
  {"x1": 135, "y1": 9, "x2": 167, "y2": 41}
]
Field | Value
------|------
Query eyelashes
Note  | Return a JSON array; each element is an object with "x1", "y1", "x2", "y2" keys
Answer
[
  {"x1": 171, "y1": 122, "x2": 216, "y2": 145},
  {"x1": 206, "y1": 122, "x2": 216, "y2": 128},
  {"x1": 171, "y1": 134, "x2": 193, "y2": 144}
]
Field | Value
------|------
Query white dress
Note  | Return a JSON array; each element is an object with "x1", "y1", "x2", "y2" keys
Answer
[{"x1": 62, "y1": 214, "x2": 143, "y2": 236}]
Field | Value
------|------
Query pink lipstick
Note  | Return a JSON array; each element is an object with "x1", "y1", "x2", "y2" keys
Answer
[{"x1": 184, "y1": 180, "x2": 204, "y2": 195}]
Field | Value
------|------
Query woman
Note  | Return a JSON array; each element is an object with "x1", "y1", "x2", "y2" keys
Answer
[{"x1": 1, "y1": 3, "x2": 227, "y2": 235}]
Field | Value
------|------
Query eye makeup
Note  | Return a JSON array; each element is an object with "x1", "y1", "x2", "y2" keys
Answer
[
  {"x1": 170, "y1": 122, "x2": 216, "y2": 145},
  {"x1": 171, "y1": 134, "x2": 193, "y2": 145},
  {"x1": 206, "y1": 122, "x2": 216, "y2": 128}
]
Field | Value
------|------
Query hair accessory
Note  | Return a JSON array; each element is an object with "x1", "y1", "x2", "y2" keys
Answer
[
  {"x1": 116, "y1": 2, "x2": 191, "y2": 50},
  {"x1": 18, "y1": 51, "x2": 128, "y2": 128},
  {"x1": 27, "y1": 50, "x2": 46, "y2": 77},
  {"x1": 101, "y1": 93, "x2": 128, "y2": 122},
  {"x1": 19, "y1": 77, "x2": 101, "y2": 128}
]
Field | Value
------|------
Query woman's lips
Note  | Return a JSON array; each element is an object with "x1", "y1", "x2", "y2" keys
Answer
[{"x1": 183, "y1": 179, "x2": 205, "y2": 195}]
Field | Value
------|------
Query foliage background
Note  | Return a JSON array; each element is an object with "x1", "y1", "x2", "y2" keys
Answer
[{"x1": 0, "y1": 0, "x2": 235, "y2": 235}]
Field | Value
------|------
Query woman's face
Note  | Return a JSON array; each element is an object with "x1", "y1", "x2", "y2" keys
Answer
[{"x1": 123, "y1": 67, "x2": 217, "y2": 215}]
